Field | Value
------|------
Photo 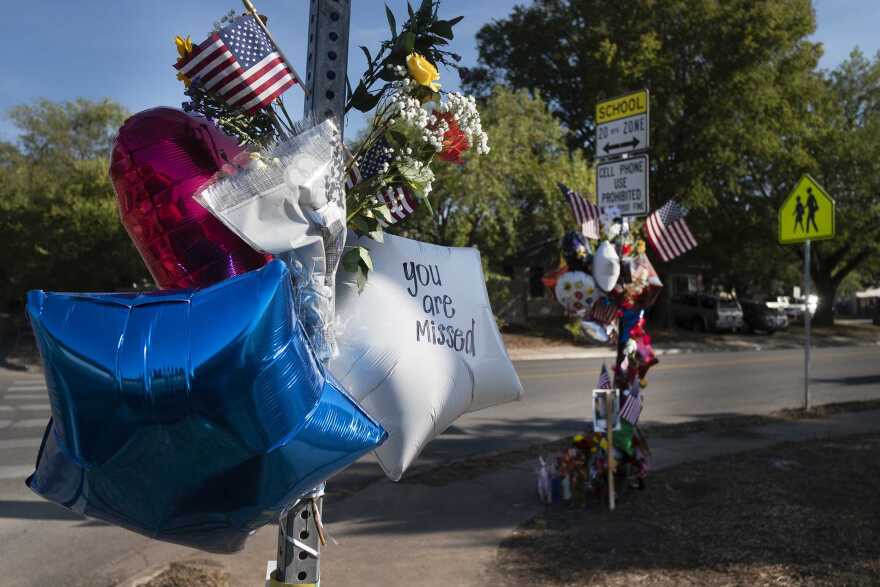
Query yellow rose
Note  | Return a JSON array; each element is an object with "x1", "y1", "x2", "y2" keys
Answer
[
  {"x1": 175, "y1": 35, "x2": 193, "y2": 61},
  {"x1": 176, "y1": 71, "x2": 192, "y2": 88},
  {"x1": 406, "y1": 53, "x2": 441, "y2": 92},
  {"x1": 636, "y1": 239, "x2": 647, "y2": 254}
]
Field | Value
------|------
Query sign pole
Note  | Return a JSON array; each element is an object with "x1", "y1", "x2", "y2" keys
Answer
[
  {"x1": 606, "y1": 391, "x2": 615, "y2": 511},
  {"x1": 270, "y1": 1, "x2": 351, "y2": 585},
  {"x1": 803, "y1": 239, "x2": 811, "y2": 411}
]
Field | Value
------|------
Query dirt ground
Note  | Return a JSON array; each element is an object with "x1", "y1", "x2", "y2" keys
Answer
[{"x1": 491, "y1": 432, "x2": 880, "y2": 586}]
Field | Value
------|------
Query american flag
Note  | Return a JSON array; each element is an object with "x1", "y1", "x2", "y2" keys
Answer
[
  {"x1": 174, "y1": 15, "x2": 296, "y2": 112},
  {"x1": 620, "y1": 381, "x2": 642, "y2": 425},
  {"x1": 346, "y1": 139, "x2": 418, "y2": 224},
  {"x1": 645, "y1": 200, "x2": 697, "y2": 262},
  {"x1": 590, "y1": 298, "x2": 619, "y2": 325},
  {"x1": 558, "y1": 183, "x2": 600, "y2": 239},
  {"x1": 596, "y1": 364, "x2": 612, "y2": 390}
]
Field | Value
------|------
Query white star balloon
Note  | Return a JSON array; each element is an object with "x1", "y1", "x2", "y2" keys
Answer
[{"x1": 331, "y1": 234, "x2": 523, "y2": 480}]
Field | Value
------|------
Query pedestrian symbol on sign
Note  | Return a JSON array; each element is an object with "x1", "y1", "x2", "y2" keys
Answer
[{"x1": 778, "y1": 175, "x2": 834, "y2": 244}]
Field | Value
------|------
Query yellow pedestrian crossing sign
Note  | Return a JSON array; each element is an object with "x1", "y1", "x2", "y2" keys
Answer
[{"x1": 778, "y1": 175, "x2": 835, "y2": 244}]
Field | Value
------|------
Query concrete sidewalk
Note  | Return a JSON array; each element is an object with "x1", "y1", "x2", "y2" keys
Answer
[{"x1": 112, "y1": 408, "x2": 880, "y2": 587}]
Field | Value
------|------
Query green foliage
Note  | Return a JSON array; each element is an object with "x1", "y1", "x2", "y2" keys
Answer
[
  {"x1": 472, "y1": 1, "x2": 880, "y2": 323},
  {"x1": 0, "y1": 99, "x2": 148, "y2": 309}
]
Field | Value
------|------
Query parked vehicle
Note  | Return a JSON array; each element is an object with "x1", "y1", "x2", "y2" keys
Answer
[
  {"x1": 741, "y1": 300, "x2": 789, "y2": 333},
  {"x1": 671, "y1": 292, "x2": 744, "y2": 333}
]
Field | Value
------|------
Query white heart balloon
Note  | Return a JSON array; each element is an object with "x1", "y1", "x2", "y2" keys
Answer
[
  {"x1": 593, "y1": 241, "x2": 621, "y2": 292},
  {"x1": 554, "y1": 271, "x2": 599, "y2": 317},
  {"x1": 331, "y1": 234, "x2": 523, "y2": 481}
]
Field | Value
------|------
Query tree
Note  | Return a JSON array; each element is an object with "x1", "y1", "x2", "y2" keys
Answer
[
  {"x1": 470, "y1": 0, "x2": 880, "y2": 324},
  {"x1": 786, "y1": 51, "x2": 880, "y2": 324},
  {"x1": 391, "y1": 87, "x2": 592, "y2": 306},
  {"x1": 0, "y1": 99, "x2": 148, "y2": 309}
]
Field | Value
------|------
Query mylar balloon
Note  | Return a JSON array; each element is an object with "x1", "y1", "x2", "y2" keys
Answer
[
  {"x1": 554, "y1": 271, "x2": 603, "y2": 317},
  {"x1": 561, "y1": 231, "x2": 592, "y2": 272},
  {"x1": 26, "y1": 260, "x2": 386, "y2": 553},
  {"x1": 331, "y1": 234, "x2": 523, "y2": 481},
  {"x1": 593, "y1": 241, "x2": 621, "y2": 292},
  {"x1": 110, "y1": 107, "x2": 271, "y2": 290}
]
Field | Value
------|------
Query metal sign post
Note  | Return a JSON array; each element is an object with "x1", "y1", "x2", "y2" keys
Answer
[
  {"x1": 803, "y1": 239, "x2": 811, "y2": 410},
  {"x1": 777, "y1": 174, "x2": 834, "y2": 412},
  {"x1": 269, "y1": 2, "x2": 351, "y2": 585}
]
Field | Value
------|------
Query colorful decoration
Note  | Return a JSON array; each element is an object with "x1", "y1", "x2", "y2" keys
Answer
[
  {"x1": 110, "y1": 107, "x2": 270, "y2": 290},
  {"x1": 543, "y1": 188, "x2": 699, "y2": 508},
  {"x1": 331, "y1": 233, "x2": 523, "y2": 481},
  {"x1": 25, "y1": 261, "x2": 386, "y2": 552}
]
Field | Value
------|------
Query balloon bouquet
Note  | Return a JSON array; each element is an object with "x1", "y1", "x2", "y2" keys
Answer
[
  {"x1": 23, "y1": 2, "x2": 521, "y2": 555},
  {"x1": 541, "y1": 193, "x2": 694, "y2": 506}
]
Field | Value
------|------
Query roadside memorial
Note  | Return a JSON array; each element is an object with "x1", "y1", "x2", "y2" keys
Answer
[
  {"x1": 540, "y1": 90, "x2": 697, "y2": 509},
  {"x1": 778, "y1": 175, "x2": 836, "y2": 410},
  {"x1": 22, "y1": 1, "x2": 515, "y2": 585}
]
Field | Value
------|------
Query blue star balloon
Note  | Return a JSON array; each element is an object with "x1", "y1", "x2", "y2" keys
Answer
[{"x1": 25, "y1": 260, "x2": 386, "y2": 553}]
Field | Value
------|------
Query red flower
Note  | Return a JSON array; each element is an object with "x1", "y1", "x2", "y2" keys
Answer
[{"x1": 433, "y1": 112, "x2": 470, "y2": 163}]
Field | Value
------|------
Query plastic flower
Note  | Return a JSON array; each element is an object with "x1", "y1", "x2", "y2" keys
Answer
[{"x1": 406, "y1": 53, "x2": 441, "y2": 92}]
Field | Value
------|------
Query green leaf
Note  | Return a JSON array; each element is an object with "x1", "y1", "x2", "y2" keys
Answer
[
  {"x1": 418, "y1": 0, "x2": 432, "y2": 20},
  {"x1": 393, "y1": 31, "x2": 416, "y2": 57},
  {"x1": 350, "y1": 82, "x2": 381, "y2": 112},
  {"x1": 368, "y1": 225, "x2": 385, "y2": 243},
  {"x1": 385, "y1": 4, "x2": 397, "y2": 39},
  {"x1": 431, "y1": 19, "x2": 455, "y2": 40},
  {"x1": 359, "y1": 45, "x2": 372, "y2": 68},
  {"x1": 359, "y1": 246, "x2": 374, "y2": 271},
  {"x1": 341, "y1": 247, "x2": 362, "y2": 273}
]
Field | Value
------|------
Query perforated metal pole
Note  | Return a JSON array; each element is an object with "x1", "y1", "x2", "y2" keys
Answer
[
  {"x1": 303, "y1": 0, "x2": 351, "y2": 133},
  {"x1": 272, "y1": 2, "x2": 351, "y2": 584}
]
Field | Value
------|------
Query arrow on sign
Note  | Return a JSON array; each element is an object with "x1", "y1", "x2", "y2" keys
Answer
[{"x1": 603, "y1": 137, "x2": 640, "y2": 154}]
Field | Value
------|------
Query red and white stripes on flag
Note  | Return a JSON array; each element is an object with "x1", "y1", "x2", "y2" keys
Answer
[
  {"x1": 558, "y1": 183, "x2": 600, "y2": 239},
  {"x1": 645, "y1": 200, "x2": 698, "y2": 262},
  {"x1": 620, "y1": 381, "x2": 642, "y2": 425},
  {"x1": 596, "y1": 364, "x2": 612, "y2": 390},
  {"x1": 174, "y1": 15, "x2": 295, "y2": 112},
  {"x1": 378, "y1": 186, "x2": 419, "y2": 224},
  {"x1": 590, "y1": 298, "x2": 619, "y2": 325}
]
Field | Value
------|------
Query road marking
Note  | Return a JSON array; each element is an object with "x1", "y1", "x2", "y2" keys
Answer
[
  {"x1": 9, "y1": 385, "x2": 48, "y2": 392},
  {"x1": 0, "y1": 437, "x2": 42, "y2": 450},
  {"x1": 13, "y1": 404, "x2": 51, "y2": 411},
  {"x1": 3, "y1": 393, "x2": 46, "y2": 401},
  {"x1": 517, "y1": 348, "x2": 879, "y2": 381},
  {"x1": 0, "y1": 406, "x2": 12, "y2": 412},
  {"x1": 12, "y1": 418, "x2": 48, "y2": 429},
  {"x1": 0, "y1": 465, "x2": 35, "y2": 480}
]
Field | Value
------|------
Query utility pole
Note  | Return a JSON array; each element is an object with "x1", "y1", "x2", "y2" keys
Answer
[{"x1": 270, "y1": 1, "x2": 351, "y2": 585}]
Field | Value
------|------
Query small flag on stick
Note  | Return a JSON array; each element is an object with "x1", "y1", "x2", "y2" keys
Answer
[
  {"x1": 559, "y1": 183, "x2": 600, "y2": 239},
  {"x1": 597, "y1": 364, "x2": 612, "y2": 390},
  {"x1": 645, "y1": 200, "x2": 697, "y2": 262},
  {"x1": 175, "y1": 14, "x2": 297, "y2": 112},
  {"x1": 620, "y1": 380, "x2": 643, "y2": 425}
]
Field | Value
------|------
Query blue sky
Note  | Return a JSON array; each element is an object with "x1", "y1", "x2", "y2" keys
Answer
[{"x1": 1, "y1": 0, "x2": 877, "y2": 142}]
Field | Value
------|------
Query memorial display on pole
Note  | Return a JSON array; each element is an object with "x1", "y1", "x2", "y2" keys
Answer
[
  {"x1": 19, "y1": 2, "x2": 521, "y2": 586},
  {"x1": 539, "y1": 89, "x2": 698, "y2": 509}
]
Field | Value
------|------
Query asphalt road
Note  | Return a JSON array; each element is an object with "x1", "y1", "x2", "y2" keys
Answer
[{"x1": 0, "y1": 345, "x2": 878, "y2": 586}]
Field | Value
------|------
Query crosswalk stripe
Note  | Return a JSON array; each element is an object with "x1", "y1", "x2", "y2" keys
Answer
[
  {"x1": 0, "y1": 465, "x2": 35, "y2": 480},
  {"x1": 4, "y1": 393, "x2": 46, "y2": 401},
  {"x1": 0, "y1": 438, "x2": 42, "y2": 450},
  {"x1": 9, "y1": 386, "x2": 48, "y2": 392},
  {"x1": 12, "y1": 419, "x2": 47, "y2": 429},
  {"x1": 0, "y1": 406, "x2": 12, "y2": 412},
  {"x1": 13, "y1": 404, "x2": 51, "y2": 411}
]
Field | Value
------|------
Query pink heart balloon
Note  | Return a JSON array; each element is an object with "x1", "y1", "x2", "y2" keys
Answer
[{"x1": 110, "y1": 108, "x2": 270, "y2": 290}]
